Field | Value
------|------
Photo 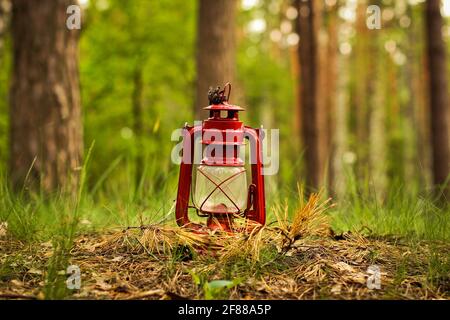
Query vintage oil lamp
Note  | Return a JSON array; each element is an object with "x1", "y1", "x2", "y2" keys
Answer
[{"x1": 175, "y1": 83, "x2": 265, "y2": 232}]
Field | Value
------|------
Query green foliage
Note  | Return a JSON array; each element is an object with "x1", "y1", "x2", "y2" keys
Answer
[
  {"x1": 0, "y1": 0, "x2": 444, "y2": 199},
  {"x1": 203, "y1": 279, "x2": 241, "y2": 300},
  {"x1": 190, "y1": 271, "x2": 241, "y2": 300},
  {"x1": 80, "y1": 0, "x2": 196, "y2": 193},
  {"x1": 426, "y1": 247, "x2": 450, "y2": 290},
  {"x1": 0, "y1": 35, "x2": 11, "y2": 172}
]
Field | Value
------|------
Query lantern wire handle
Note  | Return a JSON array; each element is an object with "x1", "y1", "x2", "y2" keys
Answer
[{"x1": 222, "y1": 82, "x2": 231, "y2": 102}]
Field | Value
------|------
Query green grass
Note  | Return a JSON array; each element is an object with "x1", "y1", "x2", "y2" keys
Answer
[
  {"x1": 328, "y1": 182, "x2": 450, "y2": 241},
  {"x1": 1, "y1": 176, "x2": 449, "y2": 242},
  {"x1": 1, "y1": 163, "x2": 449, "y2": 243},
  {"x1": 2, "y1": 150, "x2": 448, "y2": 244},
  {"x1": 426, "y1": 245, "x2": 450, "y2": 290}
]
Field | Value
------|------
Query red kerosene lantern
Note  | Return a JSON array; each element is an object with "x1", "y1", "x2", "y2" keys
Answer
[{"x1": 175, "y1": 84, "x2": 265, "y2": 232}]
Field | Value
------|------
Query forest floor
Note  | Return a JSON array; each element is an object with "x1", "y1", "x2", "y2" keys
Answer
[
  {"x1": 0, "y1": 229, "x2": 449, "y2": 300},
  {"x1": 0, "y1": 193, "x2": 449, "y2": 300}
]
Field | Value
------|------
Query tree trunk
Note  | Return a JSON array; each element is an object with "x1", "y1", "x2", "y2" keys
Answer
[
  {"x1": 195, "y1": 0, "x2": 237, "y2": 118},
  {"x1": 290, "y1": 45, "x2": 301, "y2": 142},
  {"x1": 425, "y1": 0, "x2": 450, "y2": 198},
  {"x1": 354, "y1": 1, "x2": 370, "y2": 181},
  {"x1": 404, "y1": 3, "x2": 421, "y2": 191},
  {"x1": 295, "y1": 0, "x2": 326, "y2": 190},
  {"x1": 334, "y1": 33, "x2": 350, "y2": 198},
  {"x1": 0, "y1": 0, "x2": 10, "y2": 55},
  {"x1": 369, "y1": 45, "x2": 387, "y2": 199},
  {"x1": 324, "y1": 3, "x2": 339, "y2": 194},
  {"x1": 9, "y1": 0, "x2": 83, "y2": 192},
  {"x1": 385, "y1": 48, "x2": 404, "y2": 185},
  {"x1": 413, "y1": 4, "x2": 433, "y2": 189},
  {"x1": 132, "y1": 66, "x2": 144, "y2": 190}
]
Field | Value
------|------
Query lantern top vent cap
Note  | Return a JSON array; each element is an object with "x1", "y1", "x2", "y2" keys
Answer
[
  {"x1": 204, "y1": 103, "x2": 244, "y2": 111},
  {"x1": 204, "y1": 83, "x2": 245, "y2": 111}
]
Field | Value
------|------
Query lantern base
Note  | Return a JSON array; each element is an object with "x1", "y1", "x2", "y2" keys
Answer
[{"x1": 206, "y1": 214, "x2": 234, "y2": 233}]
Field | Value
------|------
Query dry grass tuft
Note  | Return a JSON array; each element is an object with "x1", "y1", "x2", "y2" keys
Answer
[
  {"x1": 289, "y1": 192, "x2": 333, "y2": 239},
  {"x1": 274, "y1": 188, "x2": 334, "y2": 252}
]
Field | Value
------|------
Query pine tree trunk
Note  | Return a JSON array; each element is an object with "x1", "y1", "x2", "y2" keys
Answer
[
  {"x1": 425, "y1": 0, "x2": 450, "y2": 197},
  {"x1": 290, "y1": 45, "x2": 301, "y2": 141},
  {"x1": 295, "y1": 0, "x2": 326, "y2": 190},
  {"x1": 334, "y1": 35, "x2": 350, "y2": 198},
  {"x1": 404, "y1": 4, "x2": 420, "y2": 191},
  {"x1": 9, "y1": 0, "x2": 83, "y2": 192},
  {"x1": 414, "y1": 4, "x2": 432, "y2": 188},
  {"x1": 195, "y1": 0, "x2": 237, "y2": 118},
  {"x1": 0, "y1": 0, "x2": 10, "y2": 54},
  {"x1": 369, "y1": 38, "x2": 387, "y2": 198},
  {"x1": 385, "y1": 50, "x2": 403, "y2": 185},
  {"x1": 357, "y1": 0, "x2": 387, "y2": 197},
  {"x1": 324, "y1": 3, "x2": 339, "y2": 194},
  {"x1": 354, "y1": 0, "x2": 370, "y2": 181},
  {"x1": 132, "y1": 67, "x2": 144, "y2": 190}
]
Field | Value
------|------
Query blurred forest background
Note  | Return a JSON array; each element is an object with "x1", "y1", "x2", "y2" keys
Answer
[{"x1": 0, "y1": 0, "x2": 449, "y2": 236}]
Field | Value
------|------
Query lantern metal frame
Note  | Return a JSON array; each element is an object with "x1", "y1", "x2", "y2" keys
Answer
[{"x1": 175, "y1": 84, "x2": 266, "y2": 232}]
